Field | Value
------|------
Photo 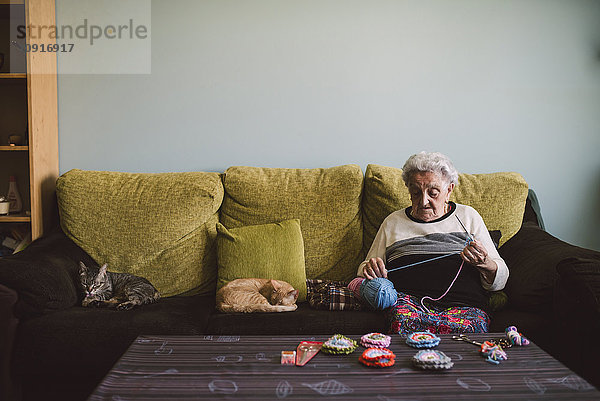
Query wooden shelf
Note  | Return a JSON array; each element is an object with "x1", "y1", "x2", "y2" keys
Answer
[
  {"x1": 0, "y1": 73, "x2": 27, "y2": 79},
  {"x1": 0, "y1": 213, "x2": 31, "y2": 223},
  {"x1": 0, "y1": 146, "x2": 28, "y2": 151},
  {"x1": 0, "y1": 0, "x2": 58, "y2": 241}
]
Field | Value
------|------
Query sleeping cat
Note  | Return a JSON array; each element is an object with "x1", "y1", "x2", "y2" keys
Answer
[
  {"x1": 79, "y1": 261, "x2": 160, "y2": 310},
  {"x1": 216, "y1": 278, "x2": 299, "y2": 313}
]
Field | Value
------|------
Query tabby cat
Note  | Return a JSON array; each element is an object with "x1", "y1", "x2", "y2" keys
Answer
[
  {"x1": 216, "y1": 278, "x2": 299, "y2": 313},
  {"x1": 79, "y1": 261, "x2": 160, "y2": 310}
]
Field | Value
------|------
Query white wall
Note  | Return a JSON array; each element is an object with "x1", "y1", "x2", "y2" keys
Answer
[{"x1": 57, "y1": 0, "x2": 600, "y2": 251}]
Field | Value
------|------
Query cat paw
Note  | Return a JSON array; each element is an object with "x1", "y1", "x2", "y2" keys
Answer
[
  {"x1": 117, "y1": 302, "x2": 136, "y2": 310},
  {"x1": 82, "y1": 298, "x2": 102, "y2": 308}
]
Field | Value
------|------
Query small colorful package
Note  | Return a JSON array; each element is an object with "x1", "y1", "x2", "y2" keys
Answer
[
  {"x1": 281, "y1": 351, "x2": 296, "y2": 365},
  {"x1": 359, "y1": 348, "x2": 396, "y2": 368},
  {"x1": 296, "y1": 341, "x2": 323, "y2": 366}
]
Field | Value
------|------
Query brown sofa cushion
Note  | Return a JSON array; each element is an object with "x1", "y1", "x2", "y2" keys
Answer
[
  {"x1": 500, "y1": 223, "x2": 600, "y2": 313},
  {"x1": 556, "y1": 257, "x2": 600, "y2": 315}
]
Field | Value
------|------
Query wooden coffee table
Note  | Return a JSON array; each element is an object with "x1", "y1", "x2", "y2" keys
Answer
[{"x1": 88, "y1": 333, "x2": 599, "y2": 400}]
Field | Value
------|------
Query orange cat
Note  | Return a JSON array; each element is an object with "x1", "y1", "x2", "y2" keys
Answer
[{"x1": 216, "y1": 278, "x2": 299, "y2": 313}]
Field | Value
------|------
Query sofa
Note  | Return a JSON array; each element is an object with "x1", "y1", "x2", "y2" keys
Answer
[{"x1": 1, "y1": 164, "x2": 599, "y2": 401}]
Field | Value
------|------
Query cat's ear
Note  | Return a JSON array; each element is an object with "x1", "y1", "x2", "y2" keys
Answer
[
  {"x1": 99, "y1": 263, "x2": 108, "y2": 275},
  {"x1": 79, "y1": 261, "x2": 88, "y2": 275},
  {"x1": 270, "y1": 279, "x2": 280, "y2": 290},
  {"x1": 289, "y1": 289, "x2": 299, "y2": 301}
]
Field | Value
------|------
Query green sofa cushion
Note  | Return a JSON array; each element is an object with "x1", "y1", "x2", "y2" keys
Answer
[
  {"x1": 363, "y1": 164, "x2": 528, "y2": 255},
  {"x1": 56, "y1": 169, "x2": 224, "y2": 297},
  {"x1": 216, "y1": 219, "x2": 307, "y2": 302},
  {"x1": 220, "y1": 165, "x2": 363, "y2": 282}
]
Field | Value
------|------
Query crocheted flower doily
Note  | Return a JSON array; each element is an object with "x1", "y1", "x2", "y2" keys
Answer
[
  {"x1": 321, "y1": 334, "x2": 358, "y2": 355},
  {"x1": 359, "y1": 347, "x2": 396, "y2": 368},
  {"x1": 360, "y1": 332, "x2": 391, "y2": 349}
]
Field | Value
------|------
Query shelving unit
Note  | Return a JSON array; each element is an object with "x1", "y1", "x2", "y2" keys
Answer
[
  {"x1": 0, "y1": 73, "x2": 26, "y2": 78},
  {"x1": 0, "y1": 213, "x2": 30, "y2": 223},
  {"x1": 0, "y1": 0, "x2": 58, "y2": 245}
]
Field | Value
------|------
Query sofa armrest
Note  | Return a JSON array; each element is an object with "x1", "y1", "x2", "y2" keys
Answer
[
  {"x1": 0, "y1": 284, "x2": 19, "y2": 401},
  {"x1": 556, "y1": 257, "x2": 600, "y2": 315},
  {"x1": 499, "y1": 222, "x2": 600, "y2": 313},
  {"x1": 0, "y1": 228, "x2": 95, "y2": 319},
  {"x1": 553, "y1": 257, "x2": 600, "y2": 387}
]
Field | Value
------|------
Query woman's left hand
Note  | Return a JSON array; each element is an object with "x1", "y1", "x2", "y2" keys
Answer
[
  {"x1": 461, "y1": 240, "x2": 489, "y2": 267},
  {"x1": 461, "y1": 240, "x2": 498, "y2": 284}
]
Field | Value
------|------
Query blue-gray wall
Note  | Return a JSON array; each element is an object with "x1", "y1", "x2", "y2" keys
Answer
[{"x1": 57, "y1": 0, "x2": 600, "y2": 251}]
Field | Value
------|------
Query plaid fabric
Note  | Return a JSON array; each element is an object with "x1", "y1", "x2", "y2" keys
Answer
[
  {"x1": 387, "y1": 291, "x2": 490, "y2": 335},
  {"x1": 306, "y1": 279, "x2": 363, "y2": 311},
  {"x1": 305, "y1": 280, "x2": 489, "y2": 336}
]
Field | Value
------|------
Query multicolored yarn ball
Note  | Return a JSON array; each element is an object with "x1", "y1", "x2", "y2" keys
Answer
[
  {"x1": 347, "y1": 277, "x2": 365, "y2": 300},
  {"x1": 406, "y1": 331, "x2": 441, "y2": 349},
  {"x1": 360, "y1": 333, "x2": 391, "y2": 349},
  {"x1": 359, "y1": 348, "x2": 396, "y2": 368},
  {"x1": 505, "y1": 326, "x2": 530, "y2": 346},
  {"x1": 359, "y1": 277, "x2": 398, "y2": 310},
  {"x1": 322, "y1": 334, "x2": 358, "y2": 355},
  {"x1": 480, "y1": 341, "x2": 508, "y2": 364}
]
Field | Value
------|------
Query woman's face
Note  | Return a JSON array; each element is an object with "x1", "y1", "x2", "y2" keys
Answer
[{"x1": 407, "y1": 171, "x2": 454, "y2": 222}]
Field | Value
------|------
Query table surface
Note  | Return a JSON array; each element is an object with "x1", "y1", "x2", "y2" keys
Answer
[{"x1": 89, "y1": 333, "x2": 599, "y2": 400}]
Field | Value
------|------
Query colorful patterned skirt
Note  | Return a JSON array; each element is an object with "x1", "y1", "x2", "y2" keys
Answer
[{"x1": 387, "y1": 291, "x2": 490, "y2": 335}]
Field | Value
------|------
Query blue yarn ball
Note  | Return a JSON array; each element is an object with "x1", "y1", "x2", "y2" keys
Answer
[{"x1": 360, "y1": 278, "x2": 398, "y2": 310}]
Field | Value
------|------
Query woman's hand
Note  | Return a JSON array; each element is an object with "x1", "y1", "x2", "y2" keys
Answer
[
  {"x1": 362, "y1": 257, "x2": 388, "y2": 279},
  {"x1": 460, "y1": 240, "x2": 497, "y2": 285}
]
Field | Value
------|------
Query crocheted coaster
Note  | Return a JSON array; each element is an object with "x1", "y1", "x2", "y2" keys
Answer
[
  {"x1": 359, "y1": 348, "x2": 396, "y2": 368},
  {"x1": 406, "y1": 332, "x2": 441, "y2": 349},
  {"x1": 321, "y1": 334, "x2": 358, "y2": 355},
  {"x1": 412, "y1": 349, "x2": 453, "y2": 370},
  {"x1": 360, "y1": 333, "x2": 391, "y2": 349}
]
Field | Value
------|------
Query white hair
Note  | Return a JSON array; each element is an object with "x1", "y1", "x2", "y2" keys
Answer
[{"x1": 401, "y1": 151, "x2": 459, "y2": 187}]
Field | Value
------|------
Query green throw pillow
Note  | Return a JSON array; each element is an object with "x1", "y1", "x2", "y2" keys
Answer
[{"x1": 216, "y1": 219, "x2": 308, "y2": 302}]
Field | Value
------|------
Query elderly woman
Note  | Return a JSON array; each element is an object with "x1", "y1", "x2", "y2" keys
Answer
[{"x1": 356, "y1": 151, "x2": 509, "y2": 334}]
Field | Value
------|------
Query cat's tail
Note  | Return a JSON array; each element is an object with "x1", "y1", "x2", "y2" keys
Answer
[{"x1": 217, "y1": 304, "x2": 297, "y2": 313}]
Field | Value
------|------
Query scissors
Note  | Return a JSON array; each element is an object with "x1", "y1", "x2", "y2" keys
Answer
[
  {"x1": 452, "y1": 334, "x2": 512, "y2": 349},
  {"x1": 451, "y1": 334, "x2": 482, "y2": 347}
]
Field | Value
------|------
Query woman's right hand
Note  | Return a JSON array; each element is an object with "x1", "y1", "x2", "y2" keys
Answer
[{"x1": 362, "y1": 257, "x2": 387, "y2": 279}]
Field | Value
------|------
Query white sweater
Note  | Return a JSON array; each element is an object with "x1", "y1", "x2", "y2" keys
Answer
[{"x1": 358, "y1": 203, "x2": 509, "y2": 293}]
